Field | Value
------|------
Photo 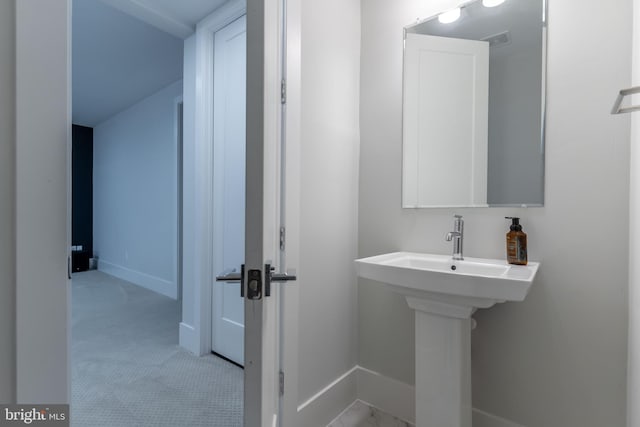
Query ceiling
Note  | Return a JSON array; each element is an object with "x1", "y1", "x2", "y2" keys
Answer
[
  {"x1": 72, "y1": 0, "x2": 228, "y2": 127},
  {"x1": 101, "y1": 0, "x2": 229, "y2": 38}
]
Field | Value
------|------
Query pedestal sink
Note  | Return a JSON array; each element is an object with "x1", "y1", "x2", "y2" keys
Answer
[{"x1": 354, "y1": 252, "x2": 539, "y2": 427}]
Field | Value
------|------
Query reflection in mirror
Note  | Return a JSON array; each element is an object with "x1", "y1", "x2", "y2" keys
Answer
[{"x1": 402, "y1": 0, "x2": 546, "y2": 208}]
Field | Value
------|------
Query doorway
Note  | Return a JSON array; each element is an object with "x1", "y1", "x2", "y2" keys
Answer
[
  {"x1": 70, "y1": 1, "x2": 245, "y2": 426},
  {"x1": 14, "y1": 1, "x2": 290, "y2": 425}
]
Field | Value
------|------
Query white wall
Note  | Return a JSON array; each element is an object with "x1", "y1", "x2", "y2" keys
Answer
[
  {"x1": 359, "y1": 0, "x2": 630, "y2": 426},
  {"x1": 296, "y1": 0, "x2": 361, "y2": 424},
  {"x1": 93, "y1": 80, "x2": 182, "y2": 299},
  {"x1": 0, "y1": 0, "x2": 16, "y2": 404},
  {"x1": 15, "y1": 0, "x2": 71, "y2": 403}
]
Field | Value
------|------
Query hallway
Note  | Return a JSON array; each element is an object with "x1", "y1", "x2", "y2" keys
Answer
[{"x1": 71, "y1": 271, "x2": 242, "y2": 427}]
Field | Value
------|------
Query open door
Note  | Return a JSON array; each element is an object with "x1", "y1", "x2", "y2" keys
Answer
[
  {"x1": 245, "y1": 0, "x2": 293, "y2": 424},
  {"x1": 215, "y1": 0, "x2": 293, "y2": 425}
]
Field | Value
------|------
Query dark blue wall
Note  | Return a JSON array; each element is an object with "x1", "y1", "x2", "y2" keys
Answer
[{"x1": 72, "y1": 125, "x2": 93, "y2": 261}]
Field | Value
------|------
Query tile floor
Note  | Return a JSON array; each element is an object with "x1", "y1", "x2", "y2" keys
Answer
[{"x1": 328, "y1": 400, "x2": 414, "y2": 427}]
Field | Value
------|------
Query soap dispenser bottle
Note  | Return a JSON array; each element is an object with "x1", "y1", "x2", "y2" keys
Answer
[{"x1": 505, "y1": 217, "x2": 527, "y2": 265}]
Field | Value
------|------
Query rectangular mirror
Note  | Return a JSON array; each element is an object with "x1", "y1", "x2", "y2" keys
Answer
[{"x1": 402, "y1": 0, "x2": 547, "y2": 208}]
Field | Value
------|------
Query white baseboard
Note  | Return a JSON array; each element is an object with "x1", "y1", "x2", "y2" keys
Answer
[
  {"x1": 297, "y1": 366, "x2": 358, "y2": 427},
  {"x1": 280, "y1": 366, "x2": 524, "y2": 427},
  {"x1": 356, "y1": 366, "x2": 415, "y2": 424},
  {"x1": 354, "y1": 366, "x2": 523, "y2": 427},
  {"x1": 99, "y1": 260, "x2": 177, "y2": 299},
  {"x1": 179, "y1": 322, "x2": 199, "y2": 355}
]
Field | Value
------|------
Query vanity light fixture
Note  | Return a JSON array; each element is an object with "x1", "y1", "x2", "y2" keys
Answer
[
  {"x1": 438, "y1": 7, "x2": 461, "y2": 24},
  {"x1": 483, "y1": 0, "x2": 506, "y2": 7}
]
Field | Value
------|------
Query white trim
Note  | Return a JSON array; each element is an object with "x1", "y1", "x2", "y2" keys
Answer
[
  {"x1": 98, "y1": 260, "x2": 177, "y2": 299},
  {"x1": 297, "y1": 366, "x2": 525, "y2": 427},
  {"x1": 259, "y1": 0, "x2": 285, "y2": 424},
  {"x1": 296, "y1": 366, "x2": 358, "y2": 427},
  {"x1": 356, "y1": 367, "x2": 524, "y2": 427},
  {"x1": 190, "y1": 0, "x2": 246, "y2": 357},
  {"x1": 179, "y1": 322, "x2": 199, "y2": 354},
  {"x1": 298, "y1": 366, "x2": 359, "y2": 412},
  {"x1": 65, "y1": 0, "x2": 73, "y2": 402},
  {"x1": 279, "y1": 0, "x2": 302, "y2": 424},
  {"x1": 197, "y1": 0, "x2": 246, "y2": 33},
  {"x1": 356, "y1": 367, "x2": 415, "y2": 425}
]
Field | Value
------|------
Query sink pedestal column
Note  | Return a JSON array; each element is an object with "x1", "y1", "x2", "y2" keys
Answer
[{"x1": 406, "y1": 297, "x2": 475, "y2": 427}]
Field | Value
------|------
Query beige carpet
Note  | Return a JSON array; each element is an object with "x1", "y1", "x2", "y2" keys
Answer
[{"x1": 71, "y1": 270, "x2": 243, "y2": 427}]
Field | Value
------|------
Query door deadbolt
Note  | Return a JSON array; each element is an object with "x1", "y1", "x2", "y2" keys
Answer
[{"x1": 246, "y1": 269, "x2": 262, "y2": 300}]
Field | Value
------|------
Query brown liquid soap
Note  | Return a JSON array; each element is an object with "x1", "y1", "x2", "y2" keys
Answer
[{"x1": 505, "y1": 217, "x2": 527, "y2": 265}]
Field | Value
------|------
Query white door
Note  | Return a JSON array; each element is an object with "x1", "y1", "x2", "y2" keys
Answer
[
  {"x1": 213, "y1": 0, "x2": 287, "y2": 424},
  {"x1": 212, "y1": 15, "x2": 247, "y2": 366},
  {"x1": 403, "y1": 33, "x2": 489, "y2": 207}
]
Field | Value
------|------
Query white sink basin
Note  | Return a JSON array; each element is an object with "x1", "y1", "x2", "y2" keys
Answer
[
  {"x1": 355, "y1": 251, "x2": 538, "y2": 308},
  {"x1": 354, "y1": 251, "x2": 540, "y2": 427}
]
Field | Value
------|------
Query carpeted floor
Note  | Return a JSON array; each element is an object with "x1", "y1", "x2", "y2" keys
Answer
[{"x1": 71, "y1": 270, "x2": 243, "y2": 427}]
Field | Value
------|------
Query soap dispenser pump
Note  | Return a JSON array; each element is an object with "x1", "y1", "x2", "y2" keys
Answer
[{"x1": 505, "y1": 217, "x2": 527, "y2": 265}]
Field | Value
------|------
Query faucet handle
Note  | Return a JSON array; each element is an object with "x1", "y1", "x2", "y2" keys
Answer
[{"x1": 454, "y1": 214, "x2": 463, "y2": 219}]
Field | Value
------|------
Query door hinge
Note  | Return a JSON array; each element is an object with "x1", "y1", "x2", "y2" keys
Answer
[
  {"x1": 281, "y1": 79, "x2": 286, "y2": 104},
  {"x1": 279, "y1": 227, "x2": 286, "y2": 251},
  {"x1": 279, "y1": 371, "x2": 285, "y2": 396}
]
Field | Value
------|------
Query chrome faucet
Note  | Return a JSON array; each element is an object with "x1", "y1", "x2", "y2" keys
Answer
[{"x1": 445, "y1": 215, "x2": 464, "y2": 260}]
